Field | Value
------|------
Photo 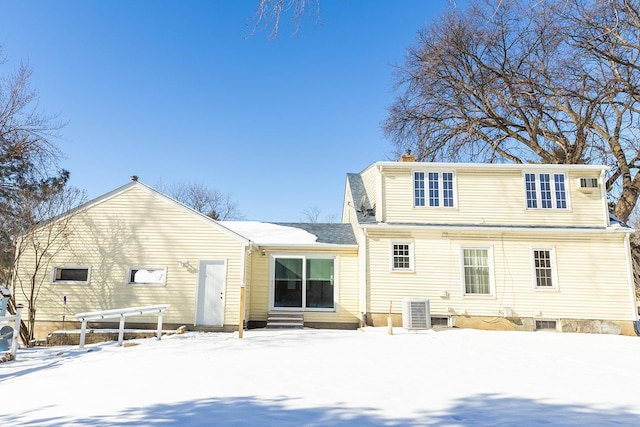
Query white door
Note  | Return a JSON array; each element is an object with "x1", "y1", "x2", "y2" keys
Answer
[{"x1": 195, "y1": 260, "x2": 226, "y2": 326}]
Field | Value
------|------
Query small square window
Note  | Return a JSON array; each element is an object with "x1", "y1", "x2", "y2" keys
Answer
[
  {"x1": 391, "y1": 242, "x2": 413, "y2": 271},
  {"x1": 52, "y1": 266, "x2": 90, "y2": 284},
  {"x1": 127, "y1": 267, "x2": 167, "y2": 286}
]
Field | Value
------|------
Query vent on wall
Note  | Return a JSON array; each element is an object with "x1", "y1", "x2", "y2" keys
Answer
[{"x1": 402, "y1": 298, "x2": 431, "y2": 330}]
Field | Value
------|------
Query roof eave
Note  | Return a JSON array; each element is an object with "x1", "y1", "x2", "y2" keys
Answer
[
  {"x1": 255, "y1": 243, "x2": 359, "y2": 250},
  {"x1": 362, "y1": 222, "x2": 633, "y2": 234}
]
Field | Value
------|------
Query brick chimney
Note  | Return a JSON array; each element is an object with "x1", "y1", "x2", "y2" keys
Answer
[{"x1": 400, "y1": 149, "x2": 416, "y2": 162}]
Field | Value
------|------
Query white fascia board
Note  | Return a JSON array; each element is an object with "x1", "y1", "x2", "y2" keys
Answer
[
  {"x1": 365, "y1": 222, "x2": 633, "y2": 235},
  {"x1": 370, "y1": 161, "x2": 609, "y2": 173}
]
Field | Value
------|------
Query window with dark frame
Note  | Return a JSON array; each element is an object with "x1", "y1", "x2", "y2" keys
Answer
[
  {"x1": 127, "y1": 267, "x2": 166, "y2": 285},
  {"x1": 53, "y1": 266, "x2": 90, "y2": 283},
  {"x1": 273, "y1": 257, "x2": 335, "y2": 309}
]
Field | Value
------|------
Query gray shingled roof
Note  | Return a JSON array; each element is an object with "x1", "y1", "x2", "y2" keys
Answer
[
  {"x1": 276, "y1": 223, "x2": 357, "y2": 245},
  {"x1": 346, "y1": 173, "x2": 377, "y2": 224}
]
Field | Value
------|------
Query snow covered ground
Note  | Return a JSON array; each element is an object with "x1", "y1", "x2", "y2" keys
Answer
[{"x1": 2, "y1": 327, "x2": 640, "y2": 426}]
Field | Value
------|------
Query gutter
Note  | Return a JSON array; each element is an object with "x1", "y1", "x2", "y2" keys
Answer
[
  {"x1": 253, "y1": 243, "x2": 359, "y2": 250},
  {"x1": 364, "y1": 222, "x2": 634, "y2": 235}
]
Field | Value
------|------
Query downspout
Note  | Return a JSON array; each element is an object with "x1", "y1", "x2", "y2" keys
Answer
[
  {"x1": 358, "y1": 227, "x2": 368, "y2": 327},
  {"x1": 376, "y1": 165, "x2": 384, "y2": 222},
  {"x1": 239, "y1": 241, "x2": 255, "y2": 331}
]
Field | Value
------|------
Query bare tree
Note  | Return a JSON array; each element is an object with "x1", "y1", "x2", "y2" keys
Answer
[
  {"x1": 0, "y1": 48, "x2": 69, "y2": 344},
  {"x1": 568, "y1": 0, "x2": 640, "y2": 221},
  {"x1": 157, "y1": 181, "x2": 245, "y2": 221},
  {"x1": 11, "y1": 185, "x2": 86, "y2": 345},
  {"x1": 384, "y1": 0, "x2": 640, "y2": 222},
  {"x1": 249, "y1": 0, "x2": 321, "y2": 38},
  {"x1": 300, "y1": 206, "x2": 322, "y2": 223},
  {"x1": 0, "y1": 58, "x2": 66, "y2": 200},
  {"x1": 299, "y1": 206, "x2": 338, "y2": 223}
]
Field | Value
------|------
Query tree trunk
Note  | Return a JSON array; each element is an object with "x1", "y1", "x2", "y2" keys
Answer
[{"x1": 613, "y1": 176, "x2": 640, "y2": 223}]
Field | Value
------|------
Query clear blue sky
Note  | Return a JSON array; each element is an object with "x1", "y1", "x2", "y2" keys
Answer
[{"x1": 0, "y1": 1, "x2": 448, "y2": 222}]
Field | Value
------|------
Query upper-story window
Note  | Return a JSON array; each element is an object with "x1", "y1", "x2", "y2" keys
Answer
[
  {"x1": 414, "y1": 171, "x2": 455, "y2": 208},
  {"x1": 524, "y1": 173, "x2": 568, "y2": 209}
]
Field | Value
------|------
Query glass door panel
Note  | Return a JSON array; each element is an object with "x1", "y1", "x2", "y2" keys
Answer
[
  {"x1": 274, "y1": 258, "x2": 303, "y2": 308},
  {"x1": 306, "y1": 258, "x2": 334, "y2": 308}
]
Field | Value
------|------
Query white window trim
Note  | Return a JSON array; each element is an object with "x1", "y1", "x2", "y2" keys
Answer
[
  {"x1": 460, "y1": 246, "x2": 495, "y2": 297},
  {"x1": 531, "y1": 247, "x2": 559, "y2": 290},
  {"x1": 126, "y1": 266, "x2": 167, "y2": 286},
  {"x1": 268, "y1": 254, "x2": 338, "y2": 312},
  {"x1": 523, "y1": 171, "x2": 570, "y2": 210},
  {"x1": 390, "y1": 241, "x2": 415, "y2": 272},
  {"x1": 51, "y1": 265, "x2": 91, "y2": 285},
  {"x1": 413, "y1": 170, "x2": 457, "y2": 209},
  {"x1": 413, "y1": 171, "x2": 426, "y2": 207}
]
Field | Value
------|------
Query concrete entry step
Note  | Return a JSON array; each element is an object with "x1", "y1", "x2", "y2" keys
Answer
[{"x1": 266, "y1": 311, "x2": 304, "y2": 329}]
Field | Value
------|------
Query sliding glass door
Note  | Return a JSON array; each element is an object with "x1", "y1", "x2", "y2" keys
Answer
[{"x1": 273, "y1": 257, "x2": 335, "y2": 310}]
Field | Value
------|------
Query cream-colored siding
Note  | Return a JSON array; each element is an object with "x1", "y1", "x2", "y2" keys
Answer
[
  {"x1": 365, "y1": 228, "x2": 634, "y2": 322},
  {"x1": 341, "y1": 180, "x2": 358, "y2": 227},
  {"x1": 361, "y1": 167, "x2": 378, "y2": 209},
  {"x1": 248, "y1": 247, "x2": 360, "y2": 325},
  {"x1": 377, "y1": 166, "x2": 606, "y2": 227},
  {"x1": 15, "y1": 185, "x2": 247, "y2": 334}
]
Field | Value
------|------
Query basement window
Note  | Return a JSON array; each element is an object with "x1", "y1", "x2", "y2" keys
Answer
[
  {"x1": 52, "y1": 266, "x2": 90, "y2": 284},
  {"x1": 431, "y1": 317, "x2": 450, "y2": 327},
  {"x1": 535, "y1": 319, "x2": 558, "y2": 331}
]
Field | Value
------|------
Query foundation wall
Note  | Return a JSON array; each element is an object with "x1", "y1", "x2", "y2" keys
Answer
[{"x1": 367, "y1": 313, "x2": 638, "y2": 336}]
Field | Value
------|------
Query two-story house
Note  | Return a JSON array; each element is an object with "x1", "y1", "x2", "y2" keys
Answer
[
  {"x1": 343, "y1": 155, "x2": 637, "y2": 334},
  {"x1": 13, "y1": 156, "x2": 638, "y2": 339}
]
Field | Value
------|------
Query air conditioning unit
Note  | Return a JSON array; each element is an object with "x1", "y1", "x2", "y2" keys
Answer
[
  {"x1": 402, "y1": 298, "x2": 431, "y2": 330},
  {"x1": 578, "y1": 177, "x2": 598, "y2": 193}
]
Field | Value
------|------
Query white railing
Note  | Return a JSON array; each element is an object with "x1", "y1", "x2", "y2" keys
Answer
[
  {"x1": 0, "y1": 305, "x2": 23, "y2": 360},
  {"x1": 75, "y1": 304, "x2": 170, "y2": 349}
]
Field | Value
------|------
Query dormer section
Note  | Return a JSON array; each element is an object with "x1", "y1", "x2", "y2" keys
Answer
[{"x1": 359, "y1": 161, "x2": 609, "y2": 228}]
